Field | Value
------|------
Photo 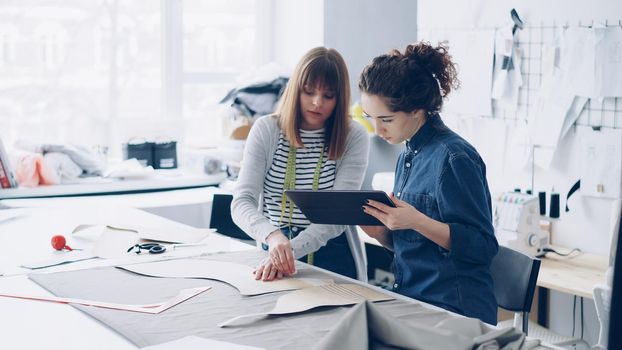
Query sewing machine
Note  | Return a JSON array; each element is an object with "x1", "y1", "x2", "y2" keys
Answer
[{"x1": 494, "y1": 192, "x2": 550, "y2": 258}]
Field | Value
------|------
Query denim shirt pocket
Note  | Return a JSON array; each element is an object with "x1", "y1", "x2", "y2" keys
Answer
[{"x1": 393, "y1": 192, "x2": 439, "y2": 243}]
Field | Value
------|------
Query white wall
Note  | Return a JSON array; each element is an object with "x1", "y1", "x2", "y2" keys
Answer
[
  {"x1": 324, "y1": 0, "x2": 417, "y2": 101},
  {"x1": 272, "y1": 0, "x2": 417, "y2": 101},
  {"x1": 418, "y1": 0, "x2": 622, "y2": 345},
  {"x1": 272, "y1": 0, "x2": 324, "y2": 71},
  {"x1": 418, "y1": 0, "x2": 622, "y2": 29}
]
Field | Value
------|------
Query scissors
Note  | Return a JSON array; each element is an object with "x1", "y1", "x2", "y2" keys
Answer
[{"x1": 127, "y1": 243, "x2": 166, "y2": 254}]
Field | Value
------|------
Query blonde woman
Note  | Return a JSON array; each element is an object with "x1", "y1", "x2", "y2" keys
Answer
[{"x1": 232, "y1": 47, "x2": 370, "y2": 281}]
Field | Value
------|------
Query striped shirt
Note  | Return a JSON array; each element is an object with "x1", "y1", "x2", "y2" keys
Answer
[{"x1": 263, "y1": 128, "x2": 336, "y2": 228}]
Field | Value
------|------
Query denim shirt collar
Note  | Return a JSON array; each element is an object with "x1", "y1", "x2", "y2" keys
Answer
[{"x1": 405, "y1": 113, "x2": 445, "y2": 154}]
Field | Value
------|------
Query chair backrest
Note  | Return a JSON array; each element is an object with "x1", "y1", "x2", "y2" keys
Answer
[
  {"x1": 490, "y1": 246, "x2": 541, "y2": 332},
  {"x1": 209, "y1": 194, "x2": 254, "y2": 242}
]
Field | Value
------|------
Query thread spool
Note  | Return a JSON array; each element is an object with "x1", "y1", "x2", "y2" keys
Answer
[
  {"x1": 538, "y1": 192, "x2": 546, "y2": 216},
  {"x1": 549, "y1": 193, "x2": 560, "y2": 219}
]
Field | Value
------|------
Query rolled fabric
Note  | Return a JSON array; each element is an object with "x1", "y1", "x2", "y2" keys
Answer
[
  {"x1": 15, "y1": 152, "x2": 61, "y2": 187},
  {"x1": 41, "y1": 144, "x2": 104, "y2": 175},
  {"x1": 44, "y1": 152, "x2": 83, "y2": 181}
]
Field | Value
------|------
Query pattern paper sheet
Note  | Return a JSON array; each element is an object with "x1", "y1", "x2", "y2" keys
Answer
[
  {"x1": 118, "y1": 258, "x2": 311, "y2": 296},
  {"x1": 0, "y1": 286, "x2": 210, "y2": 314},
  {"x1": 219, "y1": 283, "x2": 394, "y2": 327}
]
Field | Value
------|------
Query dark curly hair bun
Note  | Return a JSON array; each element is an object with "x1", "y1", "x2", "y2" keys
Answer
[{"x1": 360, "y1": 41, "x2": 460, "y2": 113}]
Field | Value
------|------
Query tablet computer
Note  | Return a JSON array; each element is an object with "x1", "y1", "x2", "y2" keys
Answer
[{"x1": 285, "y1": 190, "x2": 395, "y2": 226}]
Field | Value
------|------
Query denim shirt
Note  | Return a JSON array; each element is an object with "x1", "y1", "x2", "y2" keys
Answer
[{"x1": 391, "y1": 114, "x2": 498, "y2": 325}]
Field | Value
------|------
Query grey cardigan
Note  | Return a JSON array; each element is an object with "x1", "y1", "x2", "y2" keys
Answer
[{"x1": 231, "y1": 114, "x2": 370, "y2": 281}]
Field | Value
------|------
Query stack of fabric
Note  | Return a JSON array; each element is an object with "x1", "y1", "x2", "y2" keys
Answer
[{"x1": 14, "y1": 143, "x2": 104, "y2": 187}]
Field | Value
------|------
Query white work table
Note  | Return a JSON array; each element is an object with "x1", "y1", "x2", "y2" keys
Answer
[
  {"x1": 357, "y1": 228, "x2": 607, "y2": 299},
  {"x1": 1, "y1": 274, "x2": 136, "y2": 349},
  {"x1": 0, "y1": 207, "x2": 559, "y2": 349},
  {"x1": 0, "y1": 206, "x2": 252, "y2": 350},
  {"x1": 0, "y1": 171, "x2": 226, "y2": 200},
  {"x1": 0, "y1": 186, "x2": 232, "y2": 231},
  {"x1": 0, "y1": 186, "x2": 227, "y2": 209}
]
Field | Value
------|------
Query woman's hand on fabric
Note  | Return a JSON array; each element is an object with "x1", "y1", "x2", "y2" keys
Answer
[
  {"x1": 253, "y1": 257, "x2": 284, "y2": 281},
  {"x1": 363, "y1": 193, "x2": 422, "y2": 231},
  {"x1": 265, "y1": 230, "x2": 297, "y2": 276}
]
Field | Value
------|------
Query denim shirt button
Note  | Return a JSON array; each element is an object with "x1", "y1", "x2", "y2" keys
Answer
[
  {"x1": 393, "y1": 283, "x2": 399, "y2": 290},
  {"x1": 414, "y1": 150, "x2": 418, "y2": 155},
  {"x1": 397, "y1": 192, "x2": 401, "y2": 197},
  {"x1": 406, "y1": 162, "x2": 411, "y2": 168},
  {"x1": 292, "y1": 227, "x2": 298, "y2": 232}
]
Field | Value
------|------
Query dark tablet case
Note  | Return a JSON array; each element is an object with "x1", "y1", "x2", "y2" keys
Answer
[{"x1": 285, "y1": 190, "x2": 395, "y2": 226}]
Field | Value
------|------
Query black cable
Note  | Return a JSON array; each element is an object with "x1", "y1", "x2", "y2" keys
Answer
[
  {"x1": 581, "y1": 297, "x2": 584, "y2": 339},
  {"x1": 572, "y1": 295, "x2": 577, "y2": 338},
  {"x1": 542, "y1": 247, "x2": 581, "y2": 257}
]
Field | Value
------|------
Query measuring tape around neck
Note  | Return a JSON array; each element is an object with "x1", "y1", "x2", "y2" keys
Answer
[{"x1": 279, "y1": 142, "x2": 325, "y2": 265}]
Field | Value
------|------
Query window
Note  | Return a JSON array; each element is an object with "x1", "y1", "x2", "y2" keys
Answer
[
  {"x1": 180, "y1": 0, "x2": 273, "y2": 147},
  {"x1": 0, "y1": 24, "x2": 18, "y2": 66},
  {"x1": 0, "y1": 0, "x2": 272, "y2": 158}
]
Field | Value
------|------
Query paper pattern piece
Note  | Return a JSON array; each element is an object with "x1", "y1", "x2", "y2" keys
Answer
[
  {"x1": 21, "y1": 250, "x2": 97, "y2": 269},
  {"x1": 491, "y1": 26, "x2": 523, "y2": 111},
  {"x1": 580, "y1": 126, "x2": 622, "y2": 199},
  {"x1": 529, "y1": 73, "x2": 574, "y2": 150},
  {"x1": 419, "y1": 29, "x2": 495, "y2": 117},
  {"x1": 91, "y1": 225, "x2": 141, "y2": 259},
  {"x1": 0, "y1": 286, "x2": 210, "y2": 314},
  {"x1": 219, "y1": 283, "x2": 394, "y2": 327},
  {"x1": 595, "y1": 26, "x2": 622, "y2": 97},
  {"x1": 559, "y1": 96, "x2": 588, "y2": 142},
  {"x1": 502, "y1": 121, "x2": 530, "y2": 174},
  {"x1": 75, "y1": 224, "x2": 212, "y2": 259},
  {"x1": 73, "y1": 224, "x2": 212, "y2": 244},
  {"x1": 560, "y1": 26, "x2": 622, "y2": 98},
  {"x1": 560, "y1": 27, "x2": 597, "y2": 98},
  {"x1": 142, "y1": 336, "x2": 265, "y2": 350},
  {"x1": 117, "y1": 259, "x2": 311, "y2": 296},
  {"x1": 528, "y1": 52, "x2": 586, "y2": 169}
]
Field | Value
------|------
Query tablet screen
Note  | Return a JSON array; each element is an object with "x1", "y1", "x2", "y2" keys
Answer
[{"x1": 285, "y1": 190, "x2": 395, "y2": 226}]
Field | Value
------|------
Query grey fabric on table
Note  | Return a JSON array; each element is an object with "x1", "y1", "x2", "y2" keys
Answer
[
  {"x1": 315, "y1": 302, "x2": 550, "y2": 350},
  {"x1": 29, "y1": 250, "x2": 464, "y2": 349}
]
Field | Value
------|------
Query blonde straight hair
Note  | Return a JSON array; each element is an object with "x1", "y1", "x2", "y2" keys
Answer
[{"x1": 277, "y1": 47, "x2": 351, "y2": 160}]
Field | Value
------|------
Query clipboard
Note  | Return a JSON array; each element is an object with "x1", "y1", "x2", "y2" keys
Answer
[{"x1": 285, "y1": 190, "x2": 395, "y2": 226}]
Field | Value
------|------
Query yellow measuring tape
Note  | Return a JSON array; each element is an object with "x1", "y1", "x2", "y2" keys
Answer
[{"x1": 279, "y1": 143, "x2": 324, "y2": 265}]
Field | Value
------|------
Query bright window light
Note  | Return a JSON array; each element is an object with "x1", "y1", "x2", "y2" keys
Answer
[{"x1": 0, "y1": 0, "x2": 270, "y2": 158}]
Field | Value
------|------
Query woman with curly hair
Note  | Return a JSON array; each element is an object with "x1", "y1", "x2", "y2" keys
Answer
[{"x1": 358, "y1": 42, "x2": 498, "y2": 324}]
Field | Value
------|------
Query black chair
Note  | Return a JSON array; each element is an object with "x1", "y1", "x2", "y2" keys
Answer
[
  {"x1": 494, "y1": 247, "x2": 591, "y2": 347},
  {"x1": 491, "y1": 246, "x2": 541, "y2": 335},
  {"x1": 210, "y1": 194, "x2": 255, "y2": 243}
]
